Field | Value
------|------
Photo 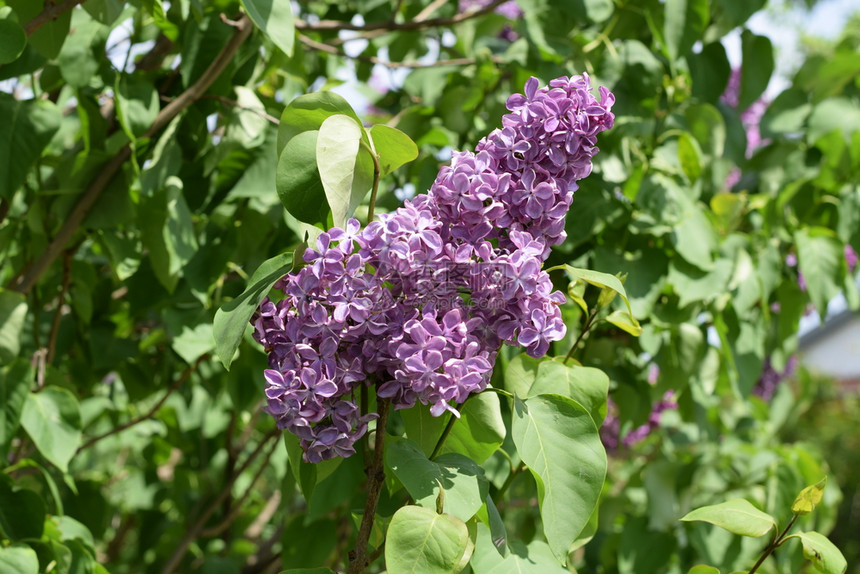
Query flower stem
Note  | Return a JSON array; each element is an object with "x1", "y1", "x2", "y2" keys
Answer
[
  {"x1": 748, "y1": 514, "x2": 799, "y2": 574},
  {"x1": 348, "y1": 396, "x2": 391, "y2": 574},
  {"x1": 564, "y1": 309, "x2": 597, "y2": 363},
  {"x1": 429, "y1": 403, "x2": 462, "y2": 460},
  {"x1": 363, "y1": 140, "x2": 382, "y2": 225}
]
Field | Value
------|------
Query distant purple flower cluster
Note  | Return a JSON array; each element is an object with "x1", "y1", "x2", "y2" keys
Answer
[
  {"x1": 458, "y1": 0, "x2": 523, "y2": 41},
  {"x1": 600, "y1": 390, "x2": 678, "y2": 451},
  {"x1": 753, "y1": 356, "x2": 798, "y2": 401},
  {"x1": 721, "y1": 69, "x2": 770, "y2": 158},
  {"x1": 253, "y1": 76, "x2": 615, "y2": 462}
]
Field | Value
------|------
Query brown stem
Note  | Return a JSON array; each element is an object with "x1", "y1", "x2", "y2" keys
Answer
[
  {"x1": 24, "y1": 0, "x2": 85, "y2": 36},
  {"x1": 199, "y1": 437, "x2": 280, "y2": 538},
  {"x1": 161, "y1": 428, "x2": 280, "y2": 574},
  {"x1": 295, "y1": 0, "x2": 508, "y2": 33},
  {"x1": 348, "y1": 398, "x2": 391, "y2": 574},
  {"x1": 46, "y1": 248, "x2": 74, "y2": 364},
  {"x1": 748, "y1": 514, "x2": 799, "y2": 574},
  {"x1": 76, "y1": 354, "x2": 209, "y2": 454},
  {"x1": 564, "y1": 309, "x2": 597, "y2": 363},
  {"x1": 10, "y1": 14, "x2": 253, "y2": 295},
  {"x1": 298, "y1": 33, "x2": 499, "y2": 69}
]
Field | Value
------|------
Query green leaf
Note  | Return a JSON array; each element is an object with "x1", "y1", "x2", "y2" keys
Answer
[
  {"x1": 369, "y1": 124, "x2": 419, "y2": 176},
  {"x1": 761, "y1": 88, "x2": 811, "y2": 138},
  {"x1": 139, "y1": 177, "x2": 199, "y2": 292},
  {"x1": 680, "y1": 499, "x2": 776, "y2": 538},
  {"x1": 552, "y1": 265, "x2": 640, "y2": 335},
  {"x1": 7, "y1": 0, "x2": 70, "y2": 59},
  {"x1": 0, "y1": 544, "x2": 39, "y2": 574},
  {"x1": 0, "y1": 479, "x2": 45, "y2": 541},
  {"x1": 792, "y1": 477, "x2": 827, "y2": 516},
  {"x1": 504, "y1": 353, "x2": 541, "y2": 397},
  {"x1": 794, "y1": 227, "x2": 844, "y2": 317},
  {"x1": 528, "y1": 360, "x2": 609, "y2": 426},
  {"x1": 317, "y1": 114, "x2": 369, "y2": 229},
  {"x1": 443, "y1": 392, "x2": 506, "y2": 464},
  {"x1": 82, "y1": 0, "x2": 125, "y2": 25},
  {"x1": 470, "y1": 522, "x2": 569, "y2": 573},
  {"x1": 689, "y1": 42, "x2": 731, "y2": 103},
  {"x1": 784, "y1": 531, "x2": 847, "y2": 574},
  {"x1": 56, "y1": 9, "x2": 108, "y2": 88},
  {"x1": 605, "y1": 309, "x2": 644, "y2": 336},
  {"x1": 213, "y1": 251, "x2": 293, "y2": 369},
  {"x1": 240, "y1": 0, "x2": 294, "y2": 56},
  {"x1": 386, "y1": 438, "x2": 488, "y2": 522},
  {"x1": 0, "y1": 93, "x2": 62, "y2": 200},
  {"x1": 0, "y1": 7, "x2": 26, "y2": 65},
  {"x1": 739, "y1": 31, "x2": 773, "y2": 110},
  {"x1": 663, "y1": 0, "x2": 708, "y2": 62},
  {"x1": 20, "y1": 387, "x2": 82, "y2": 473},
  {"x1": 277, "y1": 91, "x2": 362, "y2": 155},
  {"x1": 276, "y1": 131, "x2": 329, "y2": 225},
  {"x1": 678, "y1": 132, "x2": 703, "y2": 183},
  {"x1": 0, "y1": 290, "x2": 27, "y2": 363},
  {"x1": 511, "y1": 394, "x2": 607, "y2": 561},
  {"x1": 116, "y1": 75, "x2": 160, "y2": 139},
  {"x1": 0, "y1": 360, "x2": 32, "y2": 462},
  {"x1": 385, "y1": 505, "x2": 471, "y2": 574},
  {"x1": 687, "y1": 567, "x2": 720, "y2": 574},
  {"x1": 807, "y1": 97, "x2": 860, "y2": 143},
  {"x1": 685, "y1": 104, "x2": 726, "y2": 157}
]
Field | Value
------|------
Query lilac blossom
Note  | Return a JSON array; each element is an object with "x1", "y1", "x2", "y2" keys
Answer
[
  {"x1": 600, "y1": 391, "x2": 678, "y2": 451},
  {"x1": 253, "y1": 76, "x2": 615, "y2": 462},
  {"x1": 753, "y1": 356, "x2": 798, "y2": 401}
]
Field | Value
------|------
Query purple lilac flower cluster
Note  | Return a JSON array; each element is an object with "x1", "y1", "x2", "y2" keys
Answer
[
  {"x1": 252, "y1": 76, "x2": 615, "y2": 462},
  {"x1": 753, "y1": 356, "x2": 799, "y2": 401},
  {"x1": 600, "y1": 390, "x2": 678, "y2": 451}
]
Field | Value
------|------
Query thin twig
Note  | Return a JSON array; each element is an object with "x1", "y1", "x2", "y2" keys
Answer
[
  {"x1": 199, "y1": 437, "x2": 280, "y2": 538},
  {"x1": 348, "y1": 398, "x2": 391, "y2": 574},
  {"x1": 295, "y1": 0, "x2": 507, "y2": 33},
  {"x1": 10, "y1": 14, "x2": 253, "y2": 295},
  {"x1": 161, "y1": 428, "x2": 281, "y2": 574},
  {"x1": 298, "y1": 32, "x2": 498, "y2": 69},
  {"x1": 24, "y1": 0, "x2": 85, "y2": 36},
  {"x1": 748, "y1": 514, "x2": 799, "y2": 574},
  {"x1": 202, "y1": 94, "x2": 281, "y2": 125},
  {"x1": 46, "y1": 248, "x2": 74, "y2": 364},
  {"x1": 429, "y1": 405, "x2": 462, "y2": 460},
  {"x1": 564, "y1": 309, "x2": 598, "y2": 363},
  {"x1": 76, "y1": 354, "x2": 209, "y2": 454}
]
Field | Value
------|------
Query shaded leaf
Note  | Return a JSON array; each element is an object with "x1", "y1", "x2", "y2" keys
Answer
[
  {"x1": 0, "y1": 360, "x2": 32, "y2": 461},
  {"x1": 213, "y1": 251, "x2": 293, "y2": 369},
  {"x1": 0, "y1": 7, "x2": 26, "y2": 65},
  {"x1": 0, "y1": 93, "x2": 62, "y2": 200}
]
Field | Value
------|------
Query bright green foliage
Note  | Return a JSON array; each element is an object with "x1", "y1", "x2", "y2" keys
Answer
[
  {"x1": 0, "y1": 0, "x2": 856, "y2": 573},
  {"x1": 385, "y1": 506, "x2": 472, "y2": 574},
  {"x1": 681, "y1": 499, "x2": 777, "y2": 538}
]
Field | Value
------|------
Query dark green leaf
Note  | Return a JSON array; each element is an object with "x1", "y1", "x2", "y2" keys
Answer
[
  {"x1": 739, "y1": 31, "x2": 773, "y2": 110},
  {"x1": 663, "y1": 0, "x2": 708, "y2": 61},
  {"x1": 277, "y1": 92, "x2": 362, "y2": 155},
  {"x1": 386, "y1": 438, "x2": 488, "y2": 521},
  {"x1": 0, "y1": 7, "x2": 26, "y2": 65},
  {"x1": 276, "y1": 130, "x2": 329, "y2": 225},
  {"x1": 213, "y1": 251, "x2": 293, "y2": 369},
  {"x1": 0, "y1": 479, "x2": 45, "y2": 541},
  {"x1": 7, "y1": 0, "x2": 70, "y2": 59},
  {"x1": 0, "y1": 360, "x2": 32, "y2": 462},
  {"x1": 0, "y1": 93, "x2": 62, "y2": 200}
]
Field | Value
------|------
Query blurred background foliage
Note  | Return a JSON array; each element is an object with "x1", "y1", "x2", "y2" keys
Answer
[{"x1": 0, "y1": 0, "x2": 858, "y2": 572}]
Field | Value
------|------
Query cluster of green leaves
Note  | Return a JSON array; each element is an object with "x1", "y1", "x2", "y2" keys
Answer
[
  {"x1": 0, "y1": 0, "x2": 857, "y2": 573},
  {"x1": 681, "y1": 478, "x2": 846, "y2": 574}
]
